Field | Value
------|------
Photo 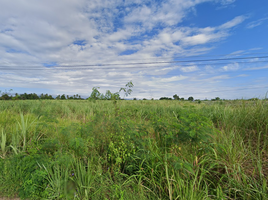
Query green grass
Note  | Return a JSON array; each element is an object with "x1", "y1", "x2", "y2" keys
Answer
[{"x1": 0, "y1": 99, "x2": 267, "y2": 199}]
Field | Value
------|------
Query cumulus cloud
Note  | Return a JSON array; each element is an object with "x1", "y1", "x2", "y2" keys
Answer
[{"x1": 0, "y1": 0, "x2": 257, "y2": 99}]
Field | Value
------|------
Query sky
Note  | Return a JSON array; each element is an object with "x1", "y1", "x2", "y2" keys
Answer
[{"x1": 0, "y1": 0, "x2": 268, "y2": 100}]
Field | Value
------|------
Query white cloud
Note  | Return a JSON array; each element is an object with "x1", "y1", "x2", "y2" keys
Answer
[
  {"x1": 153, "y1": 75, "x2": 188, "y2": 83},
  {"x1": 182, "y1": 32, "x2": 227, "y2": 45},
  {"x1": 221, "y1": 63, "x2": 239, "y2": 71},
  {"x1": 219, "y1": 0, "x2": 236, "y2": 5},
  {"x1": 180, "y1": 65, "x2": 199, "y2": 72},
  {"x1": 219, "y1": 15, "x2": 247, "y2": 29},
  {"x1": 246, "y1": 17, "x2": 268, "y2": 29},
  {"x1": 0, "y1": 0, "x2": 262, "y2": 100},
  {"x1": 244, "y1": 66, "x2": 268, "y2": 71},
  {"x1": 237, "y1": 74, "x2": 249, "y2": 77}
]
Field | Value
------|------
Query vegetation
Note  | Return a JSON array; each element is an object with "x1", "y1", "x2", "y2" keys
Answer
[{"x1": 0, "y1": 98, "x2": 267, "y2": 199}]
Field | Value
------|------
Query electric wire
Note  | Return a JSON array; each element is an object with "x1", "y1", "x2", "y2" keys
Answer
[{"x1": 0, "y1": 55, "x2": 268, "y2": 70}]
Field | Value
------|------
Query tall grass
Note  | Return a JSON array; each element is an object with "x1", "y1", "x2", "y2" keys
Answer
[{"x1": 0, "y1": 99, "x2": 267, "y2": 199}]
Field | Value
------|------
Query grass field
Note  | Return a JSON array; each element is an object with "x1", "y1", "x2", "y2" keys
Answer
[{"x1": 0, "y1": 99, "x2": 267, "y2": 199}]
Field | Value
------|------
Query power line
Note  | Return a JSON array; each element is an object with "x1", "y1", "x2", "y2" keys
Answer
[{"x1": 0, "y1": 55, "x2": 268, "y2": 70}]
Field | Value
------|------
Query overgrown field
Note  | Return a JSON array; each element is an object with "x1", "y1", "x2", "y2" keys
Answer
[{"x1": 0, "y1": 100, "x2": 267, "y2": 199}]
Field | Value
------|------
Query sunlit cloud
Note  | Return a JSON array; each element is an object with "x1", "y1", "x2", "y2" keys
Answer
[{"x1": 0, "y1": 0, "x2": 266, "y2": 100}]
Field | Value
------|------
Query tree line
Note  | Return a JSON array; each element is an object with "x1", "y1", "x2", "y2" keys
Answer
[
  {"x1": 0, "y1": 92, "x2": 83, "y2": 100},
  {"x1": 0, "y1": 86, "x2": 263, "y2": 101},
  {"x1": 0, "y1": 81, "x2": 134, "y2": 101}
]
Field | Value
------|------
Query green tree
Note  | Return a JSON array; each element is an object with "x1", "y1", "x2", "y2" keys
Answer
[
  {"x1": 173, "y1": 94, "x2": 179, "y2": 100},
  {"x1": 159, "y1": 97, "x2": 172, "y2": 100},
  {"x1": 188, "y1": 96, "x2": 194, "y2": 101},
  {"x1": 89, "y1": 87, "x2": 101, "y2": 100},
  {"x1": 60, "y1": 94, "x2": 66, "y2": 100},
  {"x1": 119, "y1": 81, "x2": 134, "y2": 99}
]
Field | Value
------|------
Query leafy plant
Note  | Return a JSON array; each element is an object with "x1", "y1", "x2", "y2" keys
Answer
[
  {"x1": 17, "y1": 113, "x2": 38, "y2": 152},
  {"x1": 0, "y1": 129, "x2": 7, "y2": 159},
  {"x1": 119, "y1": 81, "x2": 134, "y2": 99}
]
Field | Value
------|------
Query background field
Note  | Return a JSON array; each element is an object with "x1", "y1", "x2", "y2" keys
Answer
[{"x1": 0, "y1": 99, "x2": 267, "y2": 199}]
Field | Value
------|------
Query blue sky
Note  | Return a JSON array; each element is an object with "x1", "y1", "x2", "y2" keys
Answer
[{"x1": 0, "y1": 0, "x2": 268, "y2": 99}]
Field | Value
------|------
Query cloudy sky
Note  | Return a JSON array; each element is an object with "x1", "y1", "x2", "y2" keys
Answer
[{"x1": 0, "y1": 0, "x2": 268, "y2": 99}]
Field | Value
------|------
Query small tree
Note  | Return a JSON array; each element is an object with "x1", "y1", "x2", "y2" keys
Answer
[
  {"x1": 89, "y1": 87, "x2": 101, "y2": 100},
  {"x1": 173, "y1": 94, "x2": 180, "y2": 100},
  {"x1": 61, "y1": 94, "x2": 66, "y2": 100},
  {"x1": 119, "y1": 81, "x2": 134, "y2": 99},
  {"x1": 188, "y1": 96, "x2": 194, "y2": 101}
]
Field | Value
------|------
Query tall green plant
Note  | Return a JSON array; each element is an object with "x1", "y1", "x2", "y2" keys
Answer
[
  {"x1": 17, "y1": 113, "x2": 38, "y2": 152},
  {"x1": 0, "y1": 129, "x2": 7, "y2": 159}
]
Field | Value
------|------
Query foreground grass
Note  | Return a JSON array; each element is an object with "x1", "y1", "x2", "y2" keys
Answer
[{"x1": 0, "y1": 99, "x2": 267, "y2": 199}]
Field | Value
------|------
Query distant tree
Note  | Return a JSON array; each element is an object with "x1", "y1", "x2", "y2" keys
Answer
[
  {"x1": 105, "y1": 90, "x2": 112, "y2": 100},
  {"x1": 32, "y1": 93, "x2": 39, "y2": 99},
  {"x1": 133, "y1": 98, "x2": 137, "y2": 100},
  {"x1": 0, "y1": 93, "x2": 10, "y2": 100},
  {"x1": 215, "y1": 97, "x2": 220, "y2": 101},
  {"x1": 110, "y1": 92, "x2": 120, "y2": 100},
  {"x1": 195, "y1": 99, "x2": 201, "y2": 103},
  {"x1": 89, "y1": 87, "x2": 101, "y2": 100},
  {"x1": 21, "y1": 93, "x2": 28, "y2": 100},
  {"x1": 249, "y1": 98, "x2": 259, "y2": 101},
  {"x1": 60, "y1": 94, "x2": 66, "y2": 100},
  {"x1": 0, "y1": 89, "x2": 12, "y2": 100},
  {"x1": 13, "y1": 94, "x2": 21, "y2": 100},
  {"x1": 180, "y1": 97, "x2": 184, "y2": 101},
  {"x1": 159, "y1": 97, "x2": 172, "y2": 100},
  {"x1": 120, "y1": 81, "x2": 134, "y2": 99},
  {"x1": 143, "y1": 98, "x2": 147, "y2": 100},
  {"x1": 188, "y1": 96, "x2": 194, "y2": 101},
  {"x1": 173, "y1": 94, "x2": 180, "y2": 100},
  {"x1": 40, "y1": 93, "x2": 44, "y2": 99}
]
